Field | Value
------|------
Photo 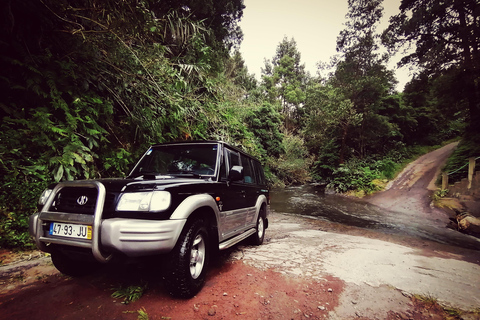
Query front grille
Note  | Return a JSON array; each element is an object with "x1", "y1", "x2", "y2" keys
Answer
[
  {"x1": 105, "y1": 193, "x2": 116, "y2": 210},
  {"x1": 50, "y1": 187, "x2": 98, "y2": 215}
]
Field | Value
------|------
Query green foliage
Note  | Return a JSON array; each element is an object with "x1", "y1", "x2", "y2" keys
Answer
[
  {"x1": 137, "y1": 308, "x2": 150, "y2": 320},
  {"x1": 261, "y1": 37, "x2": 307, "y2": 128},
  {"x1": 402, "y1": 73, "x2": 465, "y2": 146},
  {"x1": 324, "y1": 156, "x2": 400, "y2": 194},
  {"x1": 111, "y1": 283, "x2": 147, "y2": 304},
  {"x1": 371, "y1": 158, "x2": 397, "y2": 180},
  {"x1": 244, "y1": 102, "x2": 284, "y2": 158},
  {"x1": 310, "y1": 139, "x2": 340, "y2": 181},
  {"x1": 327, "y1": 160, "x2": 383, "y2": 194},
  {"x1": 432, "y1": 189, "x2": 449, "y2": 202},
  {"x1": 0, "y1": 177, "x2": 46, "y2": 248},
  {"x1": 303, "y1": 84, "x2": 363, "y2": 164},
  {"x1": 383, "y1": 0, "x2": 480, "y2": 135},
  {"x1": 103, "y1": 148, "x2": 134, "y2": 177},
  {"x1": 273, "y1": 134, "x2": 312, "y2": 185},
  {"x1": 443, "y1": 138, "x2": 480, "y2": 183}
]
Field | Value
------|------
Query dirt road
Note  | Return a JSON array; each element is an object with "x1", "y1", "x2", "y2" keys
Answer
[
  {"x1": 366, "y1": 142, "x2": 458, "y2": 222},
  {"x1": 1, "y1": 143, "x2": 480, "y2": 319}
]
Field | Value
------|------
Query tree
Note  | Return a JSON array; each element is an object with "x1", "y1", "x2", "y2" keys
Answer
[
  {"x1": 402, "y1": 70, "x2": 466, "y2": 145},
  {"x1": 244, "y1": 102, "x2": 284, "y2": 158},
  {"x1": 332, "y1": 0, "x2": 397, "y2": 158},
  {"x1": 261, "y1": 37, "x2": 307, "y2": 131},
  {"x1": 383, "y1": 0, "x2": 480, "y2": 136},
  {"x1": 303, "y1": 84, "x2": 362, "y2": 165},
  {"x1": 224, "y1": 50, "x2": 257, "y2": 92},
  {"x1": 150, "y1": 0, "x2": 245, "y2": 53},
  {"x1": 0, "y1": 0, "x2": 249, "y2": 248}
]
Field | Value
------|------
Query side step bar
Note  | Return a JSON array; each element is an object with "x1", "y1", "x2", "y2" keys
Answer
[{"x1": 218, "y1": 228, "x2": 256, "y2": 251}]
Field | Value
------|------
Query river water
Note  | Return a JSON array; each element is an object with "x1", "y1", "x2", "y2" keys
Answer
[{"x1": 270, "y1": 185, "x2": 480, "y2": 251}]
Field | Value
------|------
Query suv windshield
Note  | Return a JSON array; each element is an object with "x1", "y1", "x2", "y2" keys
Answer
[{"x1": 131, "y1": 143, "x2": 219, "y2": 178}]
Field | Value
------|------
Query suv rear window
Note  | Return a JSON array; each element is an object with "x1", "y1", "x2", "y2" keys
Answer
[
  {"x1": 253, "y1": 160, "x2": 266, "y2": 186},
  {"x1": 240, "y1": 154, "x2": 255, "y2": 184}
]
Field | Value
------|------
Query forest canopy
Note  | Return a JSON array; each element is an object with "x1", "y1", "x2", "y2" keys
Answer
[{"x1": 0, "y1": 0, "x2": 478, "y2": 248}]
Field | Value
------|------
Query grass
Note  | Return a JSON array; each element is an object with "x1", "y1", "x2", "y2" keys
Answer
[
  {"x1": 111, "y1": 283, "x2": 148, "y2": 304},
  {"x1": 411, "y1": 294, "x2": 480, "y2": 319},
  {"x1": 137, "y1": 308, "x2": 149, "y2": 320},
  {"x1": 412, "y1": 293, "x2": 438, "y2": 306},
  {"x1": 12, "y1": 272, "x2": 25, "y2": 282}
]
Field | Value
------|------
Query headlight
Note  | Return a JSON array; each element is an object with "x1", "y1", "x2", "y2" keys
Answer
[
  {"x1": 116, "y1": 191, "x2": 171, "y2": 212},
  {"x1": 38, "y1": 189, "x2": 53, "y2": 206}
]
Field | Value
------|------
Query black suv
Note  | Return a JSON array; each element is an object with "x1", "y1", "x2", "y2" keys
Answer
[{"x1": 29, "y1": 141, "x2": 269, "y2": 298}]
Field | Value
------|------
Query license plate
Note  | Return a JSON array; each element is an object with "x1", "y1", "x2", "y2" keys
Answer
[{"x1": 50, "y1": 222, "x2": 92, "y2": 240}]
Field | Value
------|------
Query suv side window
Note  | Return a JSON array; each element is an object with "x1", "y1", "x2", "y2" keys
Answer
[
  {"x1": 240, "y1": 154, "x2": 255, "y2": 184},
  {"x1": 219, "y1": 147, "x2": 227, "y2": 181},
  {"x1": 253, "y1": 160, "x2": 266, "y2": 186},
  {"x1": 225, "y1": 148, "x2": 240, "y2": 171}
]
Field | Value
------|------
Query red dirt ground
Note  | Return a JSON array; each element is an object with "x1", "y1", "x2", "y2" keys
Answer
[
  {"x1": 0, "y1": 253, "x2": 345, "y2": 320},
  {"x1": 0, "y1": 233, "x2": 474, "y2": 320}
]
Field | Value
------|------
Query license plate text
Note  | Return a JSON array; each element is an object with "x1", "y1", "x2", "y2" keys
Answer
[{"x1": 50, "y1": 222, "x2": 92, "y2": 240}]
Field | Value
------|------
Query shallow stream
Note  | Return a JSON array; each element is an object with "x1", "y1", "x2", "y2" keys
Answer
[{"x1": 270, "y1": 185, "x2": 480, "y2": 251}]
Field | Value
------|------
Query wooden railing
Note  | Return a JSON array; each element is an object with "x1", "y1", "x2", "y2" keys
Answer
[{"x1": 442, "y1": 156, "x2": 480, "y2": 190}]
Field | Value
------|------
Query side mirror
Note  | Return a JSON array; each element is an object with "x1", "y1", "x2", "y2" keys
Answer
[{"x1": 228, "y1": 166, "x2": 244, "y2": 182}]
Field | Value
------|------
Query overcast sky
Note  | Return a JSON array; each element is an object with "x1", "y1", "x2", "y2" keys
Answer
[{"x1": 238, "y1": 0, "x2": 412, "y2": 90}]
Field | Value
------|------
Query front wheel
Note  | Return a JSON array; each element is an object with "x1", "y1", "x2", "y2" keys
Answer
[
  {"x1": 51, "y1": 251, "x2": 101, "y2": 277},
  {"x1": 165, "y1": 219, "x2": 210, "y2": 298}
]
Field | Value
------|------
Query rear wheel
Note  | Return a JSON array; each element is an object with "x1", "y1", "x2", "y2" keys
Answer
[
  {"x1": 251, "y1": 213, "x2": 265, "y2": 245},
  {"x1": 165, "y1": 219, "x2": 210, "y2": 298}
]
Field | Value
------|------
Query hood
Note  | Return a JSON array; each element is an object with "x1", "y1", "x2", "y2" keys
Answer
[{"x1": 69, "y1": 177, "x2": 212, "y2": 193}]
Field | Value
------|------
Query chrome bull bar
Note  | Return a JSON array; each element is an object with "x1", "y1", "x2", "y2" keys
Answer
[{"x1": 31, "y1": 181, "x2": 112, "y2": 263}]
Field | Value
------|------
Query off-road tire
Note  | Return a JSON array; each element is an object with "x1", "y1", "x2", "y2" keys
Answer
[
  {"x1": 251, "y1": 212, "x2": 265, "y2": 245},
  {"x1": 51, "y1": 251, "x2": 101, "y2": 277},
  {"x1": 165, "y1": 219, "x2": 210, "y2": 298}
]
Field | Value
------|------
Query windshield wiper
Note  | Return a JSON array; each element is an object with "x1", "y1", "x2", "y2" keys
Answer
[
  {"x1": 168, "y1": 170, "x2": 202, "y2": 178},
  {"x1": 127, "y1": 172, "x2": 165, "y2": 179}
]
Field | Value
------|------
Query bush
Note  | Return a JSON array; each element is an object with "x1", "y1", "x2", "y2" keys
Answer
[
  {"x1": 0, "y1": 178, "x2": 47, "y2": 249},
  {"x1": 310, "y1": 139, "x2": 340, "y2": 181},
  {"x1": 370, "y1": 158, "x2": 398, "y2": 180},
  {"x1": 326, "y1": 160, "x2": 383, "y2": 194},
  {"x1": 273, "y1": 134, "x2": 312, "y2": 185}
]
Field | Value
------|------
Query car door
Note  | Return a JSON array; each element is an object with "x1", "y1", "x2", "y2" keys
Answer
[
  {"x1": 219, "y1": 148, "x2": 248, "y2": 238},
  {"x1": 240, "y1": 154, "x2": 258, "y2": 227}
]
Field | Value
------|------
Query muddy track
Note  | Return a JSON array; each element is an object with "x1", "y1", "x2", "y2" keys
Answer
[{"x1": 365, "y1": 142, "x2": 459, "y2": 221}]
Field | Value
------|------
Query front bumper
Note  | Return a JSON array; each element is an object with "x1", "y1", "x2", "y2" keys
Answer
[
  {"x1": 100, "y1": 218, "x2": 186, "y2": 256},
  {"x1": 30, "y1": 213, "x2": 186, "y2": 261},
  {"x1": 29, "y1": 181, "x2": 185, "y2": 263}
]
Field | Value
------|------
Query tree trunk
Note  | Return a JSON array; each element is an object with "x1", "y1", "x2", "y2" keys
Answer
[
  {"x1": 457, "y1": 2, "x2": 480, "y2": 135},
  {"x1": 339, "y1": 124, "x2": 348, "y2": 164}
]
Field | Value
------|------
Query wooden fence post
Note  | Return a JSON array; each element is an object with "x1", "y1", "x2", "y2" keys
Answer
[
  {"x1": 468, "y1": 157, "x2": 475, "y2": 189},
  {"x1": 442, "y1": 173, "x2": 448, "y2": 190}
]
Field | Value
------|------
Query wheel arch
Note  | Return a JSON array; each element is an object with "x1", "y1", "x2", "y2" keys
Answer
[
  {"x1": 187, "y1": 206, "x2": 219, "y2": 249},
  {"x1": 171, "y1": 194, "x2": 220, "y2": 252},
  {"x1": 255, "y1": 195, "x2": 269, "y2": 229}
]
